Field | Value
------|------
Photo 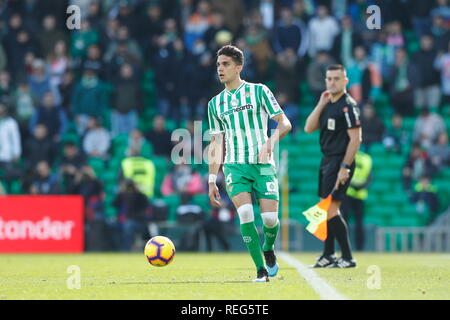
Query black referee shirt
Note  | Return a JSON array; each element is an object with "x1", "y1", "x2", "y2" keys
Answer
[{"x1": 319, "y1": 92, "x2": 361, "y2": 157}]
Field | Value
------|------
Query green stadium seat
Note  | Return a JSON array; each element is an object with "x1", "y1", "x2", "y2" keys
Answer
[
  {"x1": 104, "y1": 183, "x2": 117, "y2": 198},
  {"x1": 108, "y1": 156, "x2": 123, "y2": 171},
  {"x1": 105, "y1": 206, "x2": 117, "y2": 218},
  {"x1": 390, "y1": 216, "x2": 421, "y2": 227},
  {"x1": 302, "y1": 144, "x2": 320, "y2": 154},
  {"x1": 368, "y1": 143, "x2": 385, "y2": 157},
  {"x1": 163, "y1": 194, "x2": 181, "y2": 221},
  {"x1": 112, "y1": 133, "x2": 129, "y2": 146},
  {"x1": 289, "y1": 168, "x2": 316, "y2": 182},
  {"x1": 152, "y1": 156, "x2": 169, "y2": 170},
  {"x1": 369, "y1": 181, "x2": 391, "y2": 193},
  {"x1": 88, "y1": 157, "x2": 105, "y2": 173},
  {"x1": 407, "y1": 41, "x2": 420, "y2": 54},
  {"x1": 10, "y1": 180, "x2": 22, "y2": 194},
  {"x1": 376, "y1": 169, "x2": 401, "y2": 181},
  {"x1": 296, "y1": 156, "x2": 321, "y2": 168},
  {"x1": 165, "y1": 119, "x2": 177, "y2": 131},
  {"x1": 380, "y1": 192, "x2": 406, "y2": 206},
  {"x1": 297, "y1": 182, "x2": 318, "y2": 195},
  {"x1": 441, "y1": 168, "x2": 450, "y2": 179},
  {"x1": 370, "y1": 205, "x2": 398, "y2": 218},
  {"x1": 383, "y1": 156, "x2": 404, "y2": 167},
  {"x1": 99, "y1": 170, "x2": 118, "y2": 184},
  {"x1": 365, "y1": 216, "x2": 386, "y2": 226},
  {"x1": 402, "y1": 117, "x2": 416, "y2": 131},
  {"x1": 61, "y1": 132, "x2": 80, "y2": 145},
  {"x1": 192, "y1": 194, "x2": 209, "y2": 207}
]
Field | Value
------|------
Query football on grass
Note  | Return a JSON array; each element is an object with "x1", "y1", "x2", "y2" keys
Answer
[{"x1": 144, "y1": 236, "x2": 176, "y2": 267}]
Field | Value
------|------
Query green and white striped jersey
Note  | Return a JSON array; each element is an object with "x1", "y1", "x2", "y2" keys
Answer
[{"x1": 207, "y1": 81, "x2": 284, "y2": 164}]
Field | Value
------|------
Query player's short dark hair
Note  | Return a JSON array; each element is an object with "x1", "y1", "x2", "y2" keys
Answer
[
  {"x1": 217, "y1": 45, "x2": 244, "y2": 66},
  {"x1": 327, "y1": 64, "x2": 346, "y2": 73}
]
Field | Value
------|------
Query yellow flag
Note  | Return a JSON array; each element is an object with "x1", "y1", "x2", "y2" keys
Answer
[{"x1": 302, "y1": 195, "x2": 332, "y2": 241}]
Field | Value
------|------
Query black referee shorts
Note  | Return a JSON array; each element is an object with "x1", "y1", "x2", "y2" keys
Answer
[{"x1": 318, "y1": 155, "x2": 355, "y2": 202}]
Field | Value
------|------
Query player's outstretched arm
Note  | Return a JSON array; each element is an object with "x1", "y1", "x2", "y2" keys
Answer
[
  {"x1": 304, "y1": 90, "x2": 331, "y2": 133},
  {"x1": 208, "y1": 133, "x2": 224, "y2": 207}
]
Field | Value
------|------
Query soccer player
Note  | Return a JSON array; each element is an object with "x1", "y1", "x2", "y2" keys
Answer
[
  {"x1": 207, "y1": 45, "x2": 292, "y2": 282},
  {"x1": 304, "y1": 64, "x2": 361, "y2": 268}
]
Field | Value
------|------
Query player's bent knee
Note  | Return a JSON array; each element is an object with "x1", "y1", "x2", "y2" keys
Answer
[
  {"x1": 237, "y1": 203, "x2": 254, "y2": 224},
  {"x1": 261, "y1": 212, "x2": 279, "y2": 228}
]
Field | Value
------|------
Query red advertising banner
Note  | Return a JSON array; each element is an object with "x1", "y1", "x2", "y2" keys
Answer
[{"x1": 0, "y1": 196, "x2": 84, "y2": 253}]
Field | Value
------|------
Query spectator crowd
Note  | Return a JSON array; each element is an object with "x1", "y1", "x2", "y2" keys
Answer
[{"x1": 0, "y1": 0, "x2": 449, "y2": 249}]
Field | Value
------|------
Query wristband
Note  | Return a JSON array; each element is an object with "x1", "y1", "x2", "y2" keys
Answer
[
  {"x1": 340, "y1": 162, "x2": 351, "y2": 169},
  {"x1": 208, "y1": 174, "x2": 217, "y2": 184}
]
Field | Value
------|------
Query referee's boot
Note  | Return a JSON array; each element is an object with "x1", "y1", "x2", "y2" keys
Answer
[
  {"x1": 311, "y1": 254, "x2": 337, "y2": 268},
  {"x1": 253, "y1": 267, "x2": 269, "y2": 282},
  {"x1": 263, "y1": 250, "x2": 279, "y2": 277},
  {"x1": 329, "y1": 257, "x2": 357, "y2": 268}
]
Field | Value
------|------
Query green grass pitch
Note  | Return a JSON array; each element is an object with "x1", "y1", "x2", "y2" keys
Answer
[{"x1": 0, "y1": 253, "x2": 449, "y2": 300}]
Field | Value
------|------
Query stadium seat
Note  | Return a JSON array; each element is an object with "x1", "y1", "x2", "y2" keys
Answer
[
  {"x1": 99, "y1": 170, "x2": 117, "y2": 185},
  {"x1": 88, "y1": 157, "x2": 105, "y2": 173},
  {"x1": 192, "y1": 194, "x2": 209, "y2": 208},
  {"x1": 391, "y1": 216, "x2": 421, "y2": 227},
  {"x1": 163, "y1": 194, "x2": 181, "y2": 221}
]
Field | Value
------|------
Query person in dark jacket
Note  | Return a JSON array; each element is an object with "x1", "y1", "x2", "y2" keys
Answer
[
  {"x1": 71, "y1": 68, "x2": 109, "y2": 134},
  {"x1": 145, "y1": 115, "x2": 173, "y2": 158},
  {"x1": 409, "y1": 0, "x2": 434, "y2": 37},
  {"x1": 330, "y1": 15, "x2": 364, "y2": 66},
  {"x1": 29, "y1": 91, "x2": 67, "y2": 142},
  {"x1": 60, "y1": 142, "x2": 87, "y2": 194},
  {"x1": 3, "y1": 16, "x2": 40, "y2": 81},
  {"x1": 153, "y1": 37, "x2": 180, "y2": 119},
  {"x1": 272, "y1": 7, "x2": 309, "y2": 58},
  {"x1": 180, "y1": 47, "x2": 215, "y2": 121},
  {"x1": 24, "y1": 123, "x2": 56, "y2": 169},
  {"x1": 360, "y1": 103, "x2": 385, "y2": 152},
  {"x1": 79, "y1": 44, "x2": 107, "y2": 81},
  {"x1": 110, "y1": 63, "x2": 142, "y2": 137},
  {"x1": 72, "y1": 165, "x2": 107, "y2": 251},
  {"x1": 413, "y1": 35, "x2": 442, "y2": 109},
  {"x1": 113, "y1": 179, "x2": 150, "y2": 251},
  {"x1": 29, "y1": 161, "x2": 60, "y2": 195},
  {"x1": 388, "y1": 48, "x2": 417, "y2": 116},
  {"x1": 72, "y1": 165, "x2": 105, "y2": 222}
]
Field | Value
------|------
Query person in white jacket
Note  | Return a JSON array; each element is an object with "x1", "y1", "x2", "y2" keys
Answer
[
  {"x1": 82, "y1": 116, "x2": 110, "y2": 159},
  {"x1": 308, "y1": 5, "x2": 340, "y2": 57},
  {"x1": 0, "y1": 102, "x2": 21, "y2": 164},
  {"x1": 0, "y1": 102, "x2": 22, "y2": 186}
]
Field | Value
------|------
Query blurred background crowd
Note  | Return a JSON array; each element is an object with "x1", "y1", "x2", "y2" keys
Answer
[{"x1": 0, "y1": 0, "x2": 449, "y2": 252}]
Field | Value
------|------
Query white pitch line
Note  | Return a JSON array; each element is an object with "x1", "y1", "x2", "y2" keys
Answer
[{"x1": 279, "y1": 252, "x2": 349, "y2": 300}]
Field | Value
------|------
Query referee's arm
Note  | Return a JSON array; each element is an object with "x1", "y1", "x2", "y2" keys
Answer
[
  {"x1": 335, "y1": 127, "x2": 362, "y2": 189},
  {"x1": 342, "y1": 128, "x2": 362, "y2": 167},
  {"x1": 304, "y1": 91, "x2": 330, "y2": 133}
]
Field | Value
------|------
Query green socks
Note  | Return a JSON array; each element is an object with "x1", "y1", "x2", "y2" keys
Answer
[
  {"x1": 263, "y1": 222, "x2": 279, "y2": 252},
  {"x1": 240, "y1": 222, "x2": 265, "y2": 271}
]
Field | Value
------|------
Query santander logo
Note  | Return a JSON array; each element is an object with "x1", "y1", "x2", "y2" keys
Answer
[{"x1": 0, "y1": 216, "x2": 75, "y2": 240}]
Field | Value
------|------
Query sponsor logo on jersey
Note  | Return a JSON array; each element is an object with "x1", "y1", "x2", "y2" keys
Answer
[
  {"x1": 220, "y1": 104, "x2": 254, "y2": 120},
  {"x1": 327, "y1": 118, "x2": 336, "y2": 130}
]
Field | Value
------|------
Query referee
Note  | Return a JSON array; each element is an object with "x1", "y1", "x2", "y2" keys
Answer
[{"x1": 304, "y1": 64, "x2": 361, "y2": 268}]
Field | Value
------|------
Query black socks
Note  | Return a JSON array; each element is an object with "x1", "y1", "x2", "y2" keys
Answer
[
  {"x1": 323, "y1": 222, "x2": 335, "y2": 256},
  {"x1": 325, "y1": 214, "x2": 353, "y2": 260}
]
